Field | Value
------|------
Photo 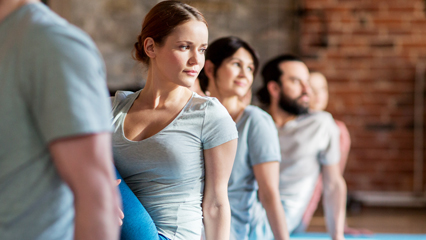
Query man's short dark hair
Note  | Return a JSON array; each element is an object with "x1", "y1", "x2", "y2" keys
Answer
[{"x1": 257, "y1": 54, "x2": 303, "y2": 105}]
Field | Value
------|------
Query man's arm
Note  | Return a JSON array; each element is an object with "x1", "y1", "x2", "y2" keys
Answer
[
  {"x1": 254, "y1": 161, "x2": 290, "y2": 240},
  {"x1": 322, "y1": 163, "x2": 347, "y2": 240},
  {"x1": 49, "y1": 132, "x2": 121, "y2": 240}
]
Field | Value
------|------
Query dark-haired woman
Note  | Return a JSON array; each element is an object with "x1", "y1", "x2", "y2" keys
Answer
[
  {"x1": 111, "y1": 1, "x2": 238, "y2": 240},
  {"x1": 198, "y1": 36, "x2": 289, "y2": 240}
]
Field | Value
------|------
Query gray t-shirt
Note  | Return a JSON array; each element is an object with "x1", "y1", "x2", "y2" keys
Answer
[
  {"x1": 228, "y1": 105, "x2": 281, "y2": 240},
  {"x1": 278, "y1": 111, "x2": 340, "y2": 232},
  {"x1": 0, "y1": 3, "x2": 111, "y2": 240},
  {"x1": 111, "y1": 91, "x2": 238, "y2": 240}
]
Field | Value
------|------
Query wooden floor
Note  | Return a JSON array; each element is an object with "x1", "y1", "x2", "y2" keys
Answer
[{"x1": 307, "y1": 206, "x2": 426, "y2": 234}]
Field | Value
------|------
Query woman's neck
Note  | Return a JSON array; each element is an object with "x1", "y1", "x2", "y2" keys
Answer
[
  {"x1": 137, "y1": 67, "x2": 192, "y2": 109},
  {"x1": 212, "y1": 93, "x2": 245, "y2": 122}
]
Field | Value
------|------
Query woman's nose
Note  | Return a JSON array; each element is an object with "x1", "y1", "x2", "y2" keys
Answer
[
  {"x1": 239, "y1": 67, "x2": 250, "y2": 79},
  {"x1": 188, "y1": 51, "x2": 202, "y2": 66}
]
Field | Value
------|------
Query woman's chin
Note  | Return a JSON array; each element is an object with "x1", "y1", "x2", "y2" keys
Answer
[{"x1": 176, "y1": 77, "x2": 197, "y2": 88}]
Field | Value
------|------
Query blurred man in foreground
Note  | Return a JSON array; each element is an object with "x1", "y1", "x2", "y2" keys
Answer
[{"x1": 0, "y1": 0, "x2": 121, "y2": 239}]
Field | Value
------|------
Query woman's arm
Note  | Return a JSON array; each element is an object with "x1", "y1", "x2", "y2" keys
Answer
[
  {"x1": 202, "y1": 139, "x2": 238, "y2": 240},
  {"x1": 253, "y1": 161, "x2": 290, "y2": 240}
]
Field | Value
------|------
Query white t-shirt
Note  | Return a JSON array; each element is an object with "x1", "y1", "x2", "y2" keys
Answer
[{"x1": 278, "y1": 111, "x2": 340, "y2": 232}]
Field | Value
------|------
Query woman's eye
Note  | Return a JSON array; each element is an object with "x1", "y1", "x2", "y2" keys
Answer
[
  {"x1": 232, "y1": 62, "x2": 241, "y2": 67},
  {"x1": 199, "y1": 48, "x2": 207, "y2": 54},
  {"x1": 248, "y1": 66, "x2": 254, "y2": 72},
  {"x1": 179, "y1": 45, "x2": 190, "y2": 50}
]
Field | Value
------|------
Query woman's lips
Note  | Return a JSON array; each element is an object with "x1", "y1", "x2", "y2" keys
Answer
[
  {"x1": 234, "y1": 80, "x2": 247, "y2": 87},
  {"x1": 183, "y1": 70, "x2": 198, "y2": 76}
]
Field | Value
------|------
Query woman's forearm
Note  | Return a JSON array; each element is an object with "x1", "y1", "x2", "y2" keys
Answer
[
  {"x1": 202, "y1": 140, "x2": 237, "y2": 240},
  {"x1": 254, "y1": 161, "x2": 289, "y2": 240},
  {"x1": 260, "y1": 192, "x2": 290, "y2": 240}
]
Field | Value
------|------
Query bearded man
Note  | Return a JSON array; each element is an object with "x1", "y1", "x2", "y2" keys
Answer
[{"x1": 257, "y1": 54, "x2": 346, "y2": 240}]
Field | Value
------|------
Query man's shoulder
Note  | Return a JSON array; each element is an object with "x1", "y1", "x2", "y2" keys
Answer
[
  {"x1": 22, "y1": 4, "x2": 95, "y2": 51},
  {"x1": 309, "y1": 110, "x2": 334, "y2": 122},
  {"x1": 298, "y1": 110, "x2": 335, "y2": 126},
  {"x1": 280, "y1": 111, "x2": 337, "y2": 135},
  {"x1": 34, "y1": 22, "x2": 94, "y2": 50}
]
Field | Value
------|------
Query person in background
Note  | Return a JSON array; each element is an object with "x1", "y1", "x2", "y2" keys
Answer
[
  {"x1": 257, "y1": 54, "x2": 346, "y2": 240},
  {"x1": 199, "y1": 36, "x2": 289, "y2": 240},
  {"x1": 301, "y1": 71, "x2": 372, "y2": 235},
  {"x1": 0, "y1": 0, "x2": 121, "y2": 239},
  {"x1": 111, "y1": 1, "x2": 238, "y2": 240}
]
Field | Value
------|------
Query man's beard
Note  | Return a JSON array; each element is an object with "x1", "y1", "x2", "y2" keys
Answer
[{"x1": 278, "y1": 91, "x2": 309, "y2": 116}]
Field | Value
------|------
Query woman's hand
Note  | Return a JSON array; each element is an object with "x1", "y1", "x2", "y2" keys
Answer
[{"x1": 116, "y1": 179, "x2": 125, "y2": 226}]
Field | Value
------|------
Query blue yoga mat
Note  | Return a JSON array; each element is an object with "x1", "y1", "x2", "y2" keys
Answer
[{"x1": 290, "y1": 232, "x2": 426, "y2": 240}]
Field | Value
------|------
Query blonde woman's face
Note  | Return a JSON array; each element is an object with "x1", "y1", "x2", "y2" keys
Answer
[{"x1": 309, "y1": 72, "x2": 329, "y2": 111}]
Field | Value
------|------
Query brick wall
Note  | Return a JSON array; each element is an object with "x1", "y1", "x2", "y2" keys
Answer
[
  {"x1": 50, "y1": 0, "x2": 297, "y2": 91},
  {"x1": 300, "y1": 0, "x2": 426, "y2": 191},
  {"x1": 49, "y1": 0, "x2": 426, "y2": 192}
]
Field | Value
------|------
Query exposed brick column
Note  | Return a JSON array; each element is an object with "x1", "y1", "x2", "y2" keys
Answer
[{"x1": 300, "y1": 0, "x2": 426, "y2": 191}]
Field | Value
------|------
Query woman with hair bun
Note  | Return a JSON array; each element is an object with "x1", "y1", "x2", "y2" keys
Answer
[
  {"x1": 111, "y1": 1, "x2": 238, "y2": 240},
  {"x1": 198, "y1": 36, "x2": 289, "y2": 240}
]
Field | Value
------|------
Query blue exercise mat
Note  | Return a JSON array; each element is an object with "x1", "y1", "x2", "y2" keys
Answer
[{"x1": 290, "y1": 232, "x2": 426, "y2": 240}]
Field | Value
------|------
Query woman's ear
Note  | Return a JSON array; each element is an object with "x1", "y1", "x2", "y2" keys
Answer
[
  {"x1": 204, "y1": 60, "x2": 215, "y2": 80},
  {"x1": 267, "y1": 81, "x2": 281, "y2": 101},
  {"x1": 144, "y1": 37, "x2": 156, "y2": 59}
]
